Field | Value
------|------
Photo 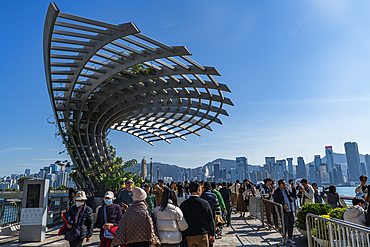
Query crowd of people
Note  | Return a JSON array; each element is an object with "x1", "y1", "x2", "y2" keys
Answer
[{"x1": 61, "y1": 175, "x2": 370, "y2": 247}]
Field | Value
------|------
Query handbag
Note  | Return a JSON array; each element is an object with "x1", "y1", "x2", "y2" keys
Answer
[
  {"x1": 65, "y1": 206, "x2": 86, "y2": 242},
  {"x1": 103, "y1": 206, "x2": 115, "y2": 240}
]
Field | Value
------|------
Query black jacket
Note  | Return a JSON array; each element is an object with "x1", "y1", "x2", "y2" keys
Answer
[
  {"x1": 219, "y1": 187, "x2": 231, "y2": 203},
  {"x1": 180, "y1": 196, "x2": 215, "y2": 237},
  {"x1": 273, "y1": 187, "x2": 295, "y2": 213},
  {"x1": 69, "y1": 204, "x2": 94, "y2": 239}
]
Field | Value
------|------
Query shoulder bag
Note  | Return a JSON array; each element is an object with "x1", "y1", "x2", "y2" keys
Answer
[
  {"x1": 65, "y1": 206, "x2": 86, "y2": 242},
  {"x1": 103, "y1": 206, "x2": 115, "y2": 239}
]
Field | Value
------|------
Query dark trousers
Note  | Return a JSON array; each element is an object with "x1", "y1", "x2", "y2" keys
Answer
[
  {"x1": 225, "y1": 201, "x2": 232, "y2": 225},
  {"x1": 69, "y1": 239, "x2": 84, "y2": 247},
  {"x1": 284, "y1": 211, "x2": 294, "y2": 239},
  {"x1": 127, "y1": 242, "x2": 150, "y2": 247},
  {"x1": 161, "y1": 244, "x2": 180, "y2": 247}
]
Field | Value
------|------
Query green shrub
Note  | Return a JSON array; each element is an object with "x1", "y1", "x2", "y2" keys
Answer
[
  {"x1": 329, "y1": 207, "x2": 347, "y2": 220},
  {"x1": 296, "y1": 203, "x2": 332, "y2": 230},
  {"x1": 56, "y1": 185, "x2": 67, "y2": 190}
]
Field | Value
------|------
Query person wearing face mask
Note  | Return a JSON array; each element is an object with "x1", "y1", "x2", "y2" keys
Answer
[
  {"x1": 65, "y1": 191, "x2": 94, "y2": 247},
  {"x1": 95, "y1": 191, "x2": 123, "y2": 247}
]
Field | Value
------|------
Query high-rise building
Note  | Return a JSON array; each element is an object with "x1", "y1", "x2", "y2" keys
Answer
[
  {"x1": 365, "y1": 154, "x2": 370, "y2": 177},
  {"x1": 314, "y1": 155, "x2": 321, "y2": 172},
  {"x1": 325, "y1": 146, "x2": 335, "y2": 183},
  {"x1": 345, "y1": 142, "x2": 361, "y2": 181},
  {"x1": 360, "y1": 163, "x2": 367, "y2": 177},
  {"x1": 287, "y1": 158, "x2": 293, "y2": 177},
  {"x1": 50, "y1": 164, "x2": 58, "y2": 174},
  {"x1": 47, "y1": 173, "x2": 57, "y2": 188},
  {"x1": 236, "y1": 157, "x2": 248, "y2": 181},
  {"x1": 333, "y1": 164, "x2": 344, "y2": 184},
  {"x1": 320, "y1": 163, "x2": 329, "y2": 184},
  {"x1": 214, "y1": 162, "x2": 221, "y2": 180},
  {"x1": 309, "y1": 163, "x2": 316, "y2": 183},
  {"x1": 230, "y1": 168, "x2": 237, "y2": 182},
  {"x1": 57, "y1": 171, "x2": 69, "y2": 187},
  {"x1": 25, "y1": 169, "x2": 30, "y2": 176},
  {"x1": 297, "y1": 157, "x2": 306, "y2": 179},
  {"x1": 221, "y1": 169, "x2": 227, "y2": 180}
]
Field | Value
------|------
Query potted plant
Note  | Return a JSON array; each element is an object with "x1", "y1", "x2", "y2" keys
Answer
[{"x1": 295, "y1": 203, "x2": 332, "y2": 237}]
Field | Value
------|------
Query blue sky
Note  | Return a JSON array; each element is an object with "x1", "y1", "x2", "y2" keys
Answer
[{"x1": 1, "y1": 0, "x2": 370, "y2": 175}]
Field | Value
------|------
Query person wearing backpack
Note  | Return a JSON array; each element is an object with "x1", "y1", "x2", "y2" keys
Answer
[
  {"x1": 95, "y1": 191, "x2": 123, "y2": 247},
  {"x1": 65, "y1": 191, "x2": 94, "y2": 247}
]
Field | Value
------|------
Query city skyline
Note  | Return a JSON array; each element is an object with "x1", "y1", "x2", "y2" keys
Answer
[{"x1": 1, "y1": 1, "x2": 370, "y2": 174}]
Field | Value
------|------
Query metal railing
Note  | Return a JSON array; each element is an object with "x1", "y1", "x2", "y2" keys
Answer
[
  {"x1": 306, "y1": 213, "x2": 370, "y2": 247},
  {"x1": 0, "y1": 202, "x2": 21, "y2": 229},
  {"x1": 48, "y1": 194, "x2": 69, "y2": 224},
  {"x1": 0, "y1": 194, "x2": 69, "y2": 229},
  {"x1": 248, "y1": 196, "x2": 287, "y2": 246}
]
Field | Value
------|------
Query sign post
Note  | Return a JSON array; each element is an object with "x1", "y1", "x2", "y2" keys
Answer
[{"x1": 19, "y1": 179, "x2": 49, "y2": 242}]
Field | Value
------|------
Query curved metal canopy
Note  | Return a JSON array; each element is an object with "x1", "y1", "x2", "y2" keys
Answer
[{"x1": 43, "y1": 2, "x2": 233, "y2": 188}]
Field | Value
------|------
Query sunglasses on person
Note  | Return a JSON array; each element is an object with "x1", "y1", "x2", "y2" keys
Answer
[
  {"x1": 126, "y1": 181, "x2": 133, "y2": 184},
  {"x1": 361, "y1": 179, "x2": 367, "y2": 182}
]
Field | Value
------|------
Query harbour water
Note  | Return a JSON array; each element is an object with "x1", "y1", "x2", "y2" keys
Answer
[{"x1": 335, "y1": 186, "x2": 357, "y2": 197}]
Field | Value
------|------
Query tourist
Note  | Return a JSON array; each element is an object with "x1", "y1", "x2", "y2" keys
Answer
[
  {"x1": 144, "y1": 184, "x2": 157, "y2": 212},
  {"x1": 177, "y1": 184, "x2": 189, "y2": 206},
  {"x1": 343, "y1": 197, "x2": 366, "y2": 226},
  {"x1": 260, "y1": 178, "x2": 273, "y2": 200},
  {"x1": 322, "y1": 185, "x2": 340, "y2": 209},
  {"x1": 115, "y1": 179, "x2": 134, "y2": 208},
  {"x1": 85, "y1": 191, "x2": 96, "y2": 212},
  {"x1": 180, "y1": 182, "x2": 215, "y2": 247},
  {"x1": 211, "y1": 182, "x2": 226, "y2": 217},
  {"x1": 153, "y1": 179, "x2": 165, "y2": 204},
  {"x1": 244, "y1": 179, "x2": 255, "y2": 210},
  {"x1": 261, "y1": 178, "x2": 275, "y2": 226},
  {"x1": 211, "y1": 182, "x2": 226, "y2": 238},
  {"x1": 111, "y1": 187, "x2": 160, "y2": 247},
  {"x1": 237, "y1": 182, "x2": 248, "y2": 217},
  {"x1": 288, "y1": 179, "x2": 298, "y2": 215},
  {"x1": 153, "y1": 187, "x2": 188, "y2": 247},
  {"x1": 201, "y1": 182, "x2": 221, "y2": 217},
  {"x1": 219, "y1": 182, "x2": 232, "y2": 227},
  {"x1": 67, "y1": 188, "x2": 76, "y2": 210},
  {"x1": 273, "y1": 180, "x2": 296, "y2": 245},
  {"x1": 312, "y1": 183, "x2": 323, "y2": 204},
  {"x1": 65, "y1": 191, "x2": 94, "y2": 247},
  {"x1": 95, "y1": 191, "x2": 122, "y2": 247},
  {"x1": 299, "y1": 179, "x2": 315, "y2": 205},
  {"x1": 355, "y1": 175, "x2": 368, "y2": 199}
]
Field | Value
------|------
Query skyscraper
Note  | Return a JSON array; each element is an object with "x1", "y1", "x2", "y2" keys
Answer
[
  {"x1": 344, "y1": 142, "x2": 361, "y2": 181},
  {"x1": 25, "y1": 169, "x2": 30, "y2": 176},
  {"x1": 297, "y1": 157, "x2": 306, "y2": 179},
  {"x1": 214, "y1": 162, "x2": 221, "y2": 180},
  {"x1": 236, "y1": 157, "x2": 248, "y2": 181},
  {"x1": 325, "y1": 146, "x2": 335, "y2": 183},
  {"x1": 287, "y1": 158, "x2": 293, "y2": 177},
  {"x1": 50, "y1": 164, "x2": 58, "y2": 174},
  {"x1": 314, "y1": 155, "x2": 321, "y2": 172},
  {"x1": 309, "y1": 163, "x2": 316, "y2": 183},
  {"x1": 320, "y1": 163, "x2": 329, "y2": 184},
  {"x1": 365, "y1": 154, "x2": 370, "y2": 177}
]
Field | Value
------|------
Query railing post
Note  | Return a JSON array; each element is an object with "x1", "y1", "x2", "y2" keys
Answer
[
  {"x1": 328, "y1": 221, "x2": 334, "y2": 247},
  {"x1": 306, "y1": 214, "x2": 312, "y2": 247}
]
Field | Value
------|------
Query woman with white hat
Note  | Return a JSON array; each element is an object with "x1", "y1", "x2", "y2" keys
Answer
[
  {"x1": 95, "y1": 191, "x2": 122, "y2": 247},
  {"x1": 65, "y1": 191, "x2": 94, "y2": 247},
  {"x1": 112, "y1": 187, "x2": 160, "y2": 247}
]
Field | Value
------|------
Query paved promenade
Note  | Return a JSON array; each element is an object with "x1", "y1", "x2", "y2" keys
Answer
[{"x1": 0, "y1": 211, "x2": 307, "y2": 247}]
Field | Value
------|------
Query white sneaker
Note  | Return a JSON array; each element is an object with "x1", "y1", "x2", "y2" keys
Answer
[{"x1": 287, "y1": 239, "x2": 296, "y2": 245}]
